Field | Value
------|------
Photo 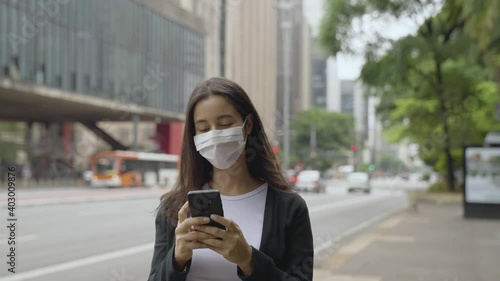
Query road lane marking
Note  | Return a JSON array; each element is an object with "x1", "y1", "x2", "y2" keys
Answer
[
  {"x1": 77, "y1": 208, "x2": 122, "y2": 216},
  {"x1": 339, "y1": 234, "x2": 415, "y2": 256},
  {"x1": 0, "y1": 235, "x2": 38, "y2": 245},
  {"x1": 334, "y1": 233, "x2": 415, "y2": 264},
  {"x1": 314, "y1": 273, "x2": 382, "y2": 281},
  {"x1": 0, "y1": 243, "x2": 153, "y2": 281},
  {"x1": 314, "y1": 210, "x2": 395, "y2": 257},
  {"x1": 1, "y1": 194, "x2": 158, "y2": 207},
  {"x1": 309, "y1": 194, "x2": 397, "y2": 214},
  {"x1": 339, "y1": 234, "x2": 375, "y2": 254},
  {"x1": 377, "y1": 216, "x2": 403, "y2": 229},
  {"x1": 377, "y1": 235, "x2": 415, "y2": 243},
  {"x1": 405, "y1": 218, "x2": 430, "y2": 223}
]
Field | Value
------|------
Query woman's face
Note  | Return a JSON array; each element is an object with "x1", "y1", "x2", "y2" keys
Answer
[{"x1": 193, "y1": 95, "x2": 244, "y2": 135}]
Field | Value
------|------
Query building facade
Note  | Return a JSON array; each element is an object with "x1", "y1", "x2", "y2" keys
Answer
[
  {"x1": 300, "y1": 20, "x2": 312, "y2": 111},
  {"x1": 225, "y1": 0, "x2": 278, "y2": 140},
  {"x1": 327, "y1": 79, "x2": 368, "y2": 166},
  {"x1": 311, "y1": 39, "x2": 327, "y2": 108},
  {"x1": 0, "y1": 0, "x2": 205, "y2": 112},
  {"x1": 326, "y1": 57, "x2": 341, "y2": 112},
  {"x1": 275, "y1": 0, "x2": 315, "y2": 148},
  {"x1": 340, "y1": 80, "x2": 355, "y2": 114}
]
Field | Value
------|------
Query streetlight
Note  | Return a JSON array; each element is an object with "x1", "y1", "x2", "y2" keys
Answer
[{"x1": 274, "y1": 0, "x2": 298, "y2": 170}]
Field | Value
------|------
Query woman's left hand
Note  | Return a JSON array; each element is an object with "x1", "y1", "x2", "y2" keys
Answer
[{"x1": 194, "y1": 214, "x2": 253, "y2": 275}]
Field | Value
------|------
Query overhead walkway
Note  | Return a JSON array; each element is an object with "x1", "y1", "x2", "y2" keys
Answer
[{"x1": 0, "y1": 78, "x2": 184, "y2": 123}]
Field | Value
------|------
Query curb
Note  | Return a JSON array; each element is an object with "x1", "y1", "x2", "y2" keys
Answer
[{"x1": 417, "y1": 193, "x2": 462, "y2": 206}]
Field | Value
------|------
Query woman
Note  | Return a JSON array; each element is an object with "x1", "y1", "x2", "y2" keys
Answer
[{"x1": 147, "y1": 77, "x2": 313, "y2": 281}]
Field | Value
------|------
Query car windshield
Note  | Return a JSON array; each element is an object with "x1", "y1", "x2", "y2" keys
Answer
[
  {"x1": 94, "y1": 157, "x2": 115, "y2": 175},
  {"x1": 348, "y1": 173, "x2": 369, "y2": 181}
]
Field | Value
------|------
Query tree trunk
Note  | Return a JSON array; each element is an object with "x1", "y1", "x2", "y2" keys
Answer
[
  {"x1": 493, "y1": 65, "x2": 500, "y2": 84},
  {"x1": 435, "y1": 58, "x2": 456, "y2": 192}
]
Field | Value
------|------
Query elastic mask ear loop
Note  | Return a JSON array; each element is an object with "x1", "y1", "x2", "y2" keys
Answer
[{"x1": 242, "y1": 116, "x2": 249, "y2": 143}]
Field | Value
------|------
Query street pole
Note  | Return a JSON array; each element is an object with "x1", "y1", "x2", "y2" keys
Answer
[
  {"x1": 132, "y1": 114, "x2": 139, "y2": 151},
  {"x1": 310, "y1": 123, "x2": 316, "y2": 169},
  {"x1": 354, "y1": 130, "x2": 358, "y2": 171},
  {"x1": 283, "y1": 23, "x2": 291, "y2": 170},
  {"x1": 275, "y1": 0, "x2": 295, "y2": 171},
  {"x1": 373, "y1": 115, "x2": 378, "y2": 168},
  {"x1": 220, "y1": 0, "x2": 226, "y2": 77}
]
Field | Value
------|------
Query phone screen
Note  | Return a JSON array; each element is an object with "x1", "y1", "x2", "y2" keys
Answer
[{"x1": 187, "y1": 190, "x2": 225, "y2": 229}]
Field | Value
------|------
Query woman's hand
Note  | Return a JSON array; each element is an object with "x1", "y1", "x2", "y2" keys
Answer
[
  {"x1": 194, "y1": 214, "x2": 254, "y2": 276},
  {"x1": 173, "y1": 202, "x2": 217, "y2": 270}
]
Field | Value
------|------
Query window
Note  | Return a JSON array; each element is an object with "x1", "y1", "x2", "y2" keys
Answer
[
  {"x1": 60, "y1": 27, "x2": 69, "y2": 90},
  {"x1": 0, "y1": 0, "x2": 205, "y2": 113},
  {"x1": 341, "y1": 94, "x2": 354, "y2": 114},
  {"x1": 0, "y1": 3, "x2": 8, "y2": 75},
  {"x1": 23, "y1": 9, "x2": 35, "y2": 82},
  {"x1": 66, "y1": 27, "x2": 77, "y2": 91},
  {"x1": 95, "y1": 157, "x2": 114, "y2": 174}
]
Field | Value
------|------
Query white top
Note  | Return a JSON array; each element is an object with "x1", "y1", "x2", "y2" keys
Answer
[{"x1": 186, "y1": 182, "x2": 268, "y2": 281}]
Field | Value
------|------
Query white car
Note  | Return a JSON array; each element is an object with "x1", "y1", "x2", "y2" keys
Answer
[
  {"x1": 295, "y1": 170, "x2": 326, "y2": 193},
  {"x1": 347, "y1": 172, "x2": 371, "y2": 193}
]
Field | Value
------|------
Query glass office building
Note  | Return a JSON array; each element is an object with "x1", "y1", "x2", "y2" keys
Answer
[{"x1": 0, "y1": 0, "x2": 205, "y2": 113}]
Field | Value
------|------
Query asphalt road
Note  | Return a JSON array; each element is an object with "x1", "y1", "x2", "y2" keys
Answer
[{"x1": 0, "y1": 178, "x2": 422, "y2": 281}]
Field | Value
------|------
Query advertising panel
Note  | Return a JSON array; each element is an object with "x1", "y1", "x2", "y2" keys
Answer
[{"x1": 465, "y1": 147, "x2": 500, "y2": 204}]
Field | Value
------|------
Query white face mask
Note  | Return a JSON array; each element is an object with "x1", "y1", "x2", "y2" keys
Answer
[{"x1": 193, "y1": 118, "x2": 248, "y2": 170}]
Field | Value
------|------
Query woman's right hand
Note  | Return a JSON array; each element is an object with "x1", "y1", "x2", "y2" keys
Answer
[{"x1": 173, "y1": 201, "x2": 214, "y2": 270}]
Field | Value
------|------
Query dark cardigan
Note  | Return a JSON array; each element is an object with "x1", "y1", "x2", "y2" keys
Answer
[{"x1": 147, "y1": 186, "x2": 314, "y2": 281}]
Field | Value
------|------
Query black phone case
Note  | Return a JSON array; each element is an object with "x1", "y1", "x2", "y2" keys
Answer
[{"x1": 187, "y1": 190, "x2": 225, "y2": 229}]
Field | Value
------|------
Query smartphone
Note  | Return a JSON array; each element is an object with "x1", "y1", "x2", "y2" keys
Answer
[{"x1": 187, "y1": 190, "x2": 225, "y2": 229}]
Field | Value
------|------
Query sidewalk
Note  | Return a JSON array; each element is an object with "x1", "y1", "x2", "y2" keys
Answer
[{"x1": 314, "y1": 197, "x2": 500, "y2": 281}]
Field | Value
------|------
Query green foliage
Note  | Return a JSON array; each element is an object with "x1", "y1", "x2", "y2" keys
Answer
[
  {"x1": 357, "y1": 163, "x2": 370, "y2": 172},
  {"x1": 458, "y1": 0, "x2": 500, "y2": 83},
  {"x1": 291, "y1": 108, "x2": 354, "y2": 170},
  {"x1": 0, "y1": 142, "x2": 24, "y2": 163},
  {"x1": 379, "y1": 154, "x2": 407, "y2": 173},
  {"x1": 458, "y1": 0, "x2": 500, "y2": 52},
  {"x1": 421, "y1": 173, "x2": 431, "y2": 181},
  {"x1": 428, "y1": 182, "x2": 449, "y2": 193},
  {"x1": 490, "y1": 156, "x2": 500, "y2": 166},
  {"x1": 469, "y1": 82, "x2": 500, "y2": 132},
  {"x1": 376, "y1": 35, "x2": 491, "y2": 175},
  {"x1": 0, "y1": 122, "x2": 24, "y2": 162},
  {"x1": 319, "y1": 0, "x2": 427, "y2": 55},
  {"x1": 0, "y1": 122, "x2": 23, "y2": 133}
]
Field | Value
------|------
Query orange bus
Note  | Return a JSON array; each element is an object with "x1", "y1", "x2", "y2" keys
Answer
[{"x1": 89, "y1": 150, "x2": 178, "y2": 188}]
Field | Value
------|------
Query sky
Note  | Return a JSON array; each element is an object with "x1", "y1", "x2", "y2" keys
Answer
[{"x1": 303, "y1": 0, "x2": 421, "y2": 80}]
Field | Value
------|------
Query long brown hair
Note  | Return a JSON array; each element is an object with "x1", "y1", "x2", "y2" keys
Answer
[{"x1": 156, "y1": 77, "x2": 292, "y2": 224}]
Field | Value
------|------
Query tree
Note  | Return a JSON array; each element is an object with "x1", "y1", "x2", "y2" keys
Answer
[
  {"x1": 459, "y1": 0, "x2": 499, "y2": 47},
  {"x1": 291, "y1": 108, "x2": 354, "y2": 170},
  {"x1": 379, "y1": 153, "x2": 407, "y2": 174},
  {"x1": 0, "y1": 122, "x2": 23, "y2": 134},
  {"x1": 458, "y1": 0, "x2": 500, "y2": 77},
  {"x1": 319, "y1": 0, "x2": 500, "y2": 191}
]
